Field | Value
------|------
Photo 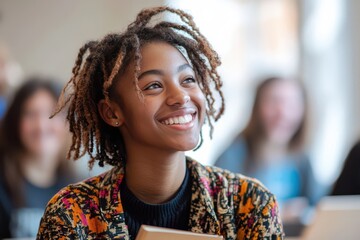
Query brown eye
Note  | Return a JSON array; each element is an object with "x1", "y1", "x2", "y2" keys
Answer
[
  {"x1": 182, "y1": 77, "x2": 196, "y2": 84},
  {"x1": 144, "y1": 82, "x2": 162, "y2": 91}
]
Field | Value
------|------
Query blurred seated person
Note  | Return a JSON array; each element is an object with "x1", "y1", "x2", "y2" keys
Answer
[
  {"x1": 332, "y1": 140, "x2": 360, "y2": 195},
  {"x1": 215, "y1": 77, "x2": 319, "y2": 223},
  {"x1": 0, "y1": 77, "x2": 75, "y2": 238}
]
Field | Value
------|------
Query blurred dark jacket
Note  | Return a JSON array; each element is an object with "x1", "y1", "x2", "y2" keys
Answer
[{"x1": 332, "y1": 141, "x2": 360, "y2": 195}]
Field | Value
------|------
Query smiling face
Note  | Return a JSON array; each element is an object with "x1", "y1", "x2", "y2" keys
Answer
[{"x1": 106, "y1": 41, "x2": 206, "y2": 154}]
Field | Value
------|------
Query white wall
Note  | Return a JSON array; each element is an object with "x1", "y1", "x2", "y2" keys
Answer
[
  {"x1": 168, "y1": 0, "x2": 300, "y2": 165},
  {"x1": 349, "y1": 0, "x2": 360, "y2": 138},
  {"x1": 1, "y1": 0, "x2": 359, "y2": 183},
  {"x1": 0, "y1": 0, "x2": 164, "y2": 82},
  {"x1": 0, "y1": 0, "x2": 166, "y2": 176},
  {"x1": 300, "y1": 0, "x2": 360, "y2": 186}
]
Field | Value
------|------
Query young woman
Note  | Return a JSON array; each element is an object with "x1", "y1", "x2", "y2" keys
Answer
[
  {"x1": 37, "y1": 7, "x2": 284, "y2": 240},
  {"x1": 0, "y1": 78, "x2": 74, "y2": 238},
  {"x1": 215, "y1": 77, "x2": 318, "y2": 221}
]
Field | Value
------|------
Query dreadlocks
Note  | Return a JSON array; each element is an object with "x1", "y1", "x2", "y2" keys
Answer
[{"x1": 52, "y1": 6, "x2": 225, "y2": 168}]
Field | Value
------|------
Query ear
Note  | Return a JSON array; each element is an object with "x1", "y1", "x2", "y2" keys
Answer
[{"x1": 98, "y1": 99, "x2": 124, "y2": 127}]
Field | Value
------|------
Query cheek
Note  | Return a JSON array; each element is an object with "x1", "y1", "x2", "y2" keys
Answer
[
  {"x1": 19, "y1": 120, "x2": 40, "y2": 153},
  {"x1": 193, "y1": 89, "x2": 206, "y2": 119},
  {"x1": 19, "y1": 119, "x2": 34, "y2": 142},
  {"x1": 51, "y1": 123, "x2": 67, "y2": 142},
  {"x1": 52, "y1": 116, "x2": 67, "y2": 130},
  {"x1": 121, "y1": 102, "x2": 153, "y2": 134},
  {"x1": 289, "y1": 105, "x2": 305, "y2": 123},
  {"x1": 258, "y1": 104, "x2": 275, "y2": 124}
]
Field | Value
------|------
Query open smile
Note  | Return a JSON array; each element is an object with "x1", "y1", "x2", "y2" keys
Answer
[
  {"x1": 159, "y1": 110, "x2": 197, "y2": 130},
  {"x1": 161, "y1": 113, "x2": 194, "y2": 125}
]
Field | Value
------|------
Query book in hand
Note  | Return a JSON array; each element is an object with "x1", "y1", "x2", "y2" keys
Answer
[{"x1": 135, "y1": 225, "x2": 224, "y2": 240}]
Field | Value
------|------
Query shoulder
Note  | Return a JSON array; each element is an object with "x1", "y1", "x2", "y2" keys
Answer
[
  {"x1": 187, "y1": 158, "x2": 283, "y2": 238},
  {"x1": 37, "y1": 166, "x2": 126, "y2": 238},
  {"x1": 214, "y1": 136, "x2": 248, "y2": 171},
  {"x1": 212, "y1": 165, "x2": 274, "y2": 202},
  {"x1": 200, "y1": 165, "x2": 284, "y2": 238},
  {"x1": 334, "y1": 140, "x2": 360, "y2": 181},
  {"x1": 52, "y1": 171, "x2": 107, "y2": 200},
  {"x1": 189, "y1": 158, "x2": 274, "y2": 202},
  {"x1": 219, "y1": 135, "x2": 247, "y2": 157},
  {"x1": 43, "y1": 166, "x2": 119, "y2": 219},
  {"x1": 347, "y1": 141, "x2": 360, "y2": 163}
]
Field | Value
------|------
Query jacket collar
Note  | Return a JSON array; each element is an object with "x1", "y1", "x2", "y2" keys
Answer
[
  {"x1": 98, "y1": 163, "x2": 129, "y2": 238},
  {"x1": 186, "y1": 159, "x2": 222, "y2": 235},
  {"x1": 98, "y1": 158, "x2": 228, "y2": 238}
]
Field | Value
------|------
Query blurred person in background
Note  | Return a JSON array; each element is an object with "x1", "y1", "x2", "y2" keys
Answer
[
  {"x1": 0, "y1": 77, "x2": 75, "y2": 238},
  {"x1": 215, "y1": 77, "x2": 319, "y2": 225},
  {"x1": 332, "y1": 140, "x2": 360, "y2": 195}
]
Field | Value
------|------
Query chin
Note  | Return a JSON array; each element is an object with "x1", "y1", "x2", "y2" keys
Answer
[{"x1": 177, "y1": 141, "x2": 200, "y2": 152}]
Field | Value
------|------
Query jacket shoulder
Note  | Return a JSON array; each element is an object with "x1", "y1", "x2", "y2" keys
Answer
[
  {"x1": 44, "y1": 167, "x2": 117, "y2": 218},
  {"x1": 204, "y1": 165, "x2": 283, "y2": 238},
  {"x1": 205, "y1": 164, "x2": 276, "y2": 206}
]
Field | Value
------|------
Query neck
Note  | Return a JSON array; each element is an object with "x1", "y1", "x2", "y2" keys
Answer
[
  {"x1": 124, "y1": 148, "x2": 187, "y2": 204},
  {"x1": 21, "y1": 154, "x2": 59, "y2": 188}
]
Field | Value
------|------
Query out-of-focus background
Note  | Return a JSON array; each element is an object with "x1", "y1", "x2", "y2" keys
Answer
[
  {"x1": 0, "y1": 0, "x2": 359, "y2": 238},
  {"x1": 2, "y1": 0, "x2": 359, "y2": 187}
]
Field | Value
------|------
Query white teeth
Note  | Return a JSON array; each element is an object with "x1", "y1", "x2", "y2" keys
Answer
[
  {"x1": 179, "y1": 116, "x2": 185, "y2": 124},
  {"x1": 162, "y1": 114, "x2": 193, "y2": 125}
]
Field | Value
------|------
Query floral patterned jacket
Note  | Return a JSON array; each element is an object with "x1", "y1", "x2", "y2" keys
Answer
[{"x1": 37, "y1": 158, "x2": 284, "y2": 239}]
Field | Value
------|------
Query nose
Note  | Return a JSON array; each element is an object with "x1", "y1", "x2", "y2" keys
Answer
[{"x1": 166, "y1": 85, "x2": 190, "y2": 106}]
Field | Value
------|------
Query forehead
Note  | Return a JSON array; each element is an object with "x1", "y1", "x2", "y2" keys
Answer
[
  {"x1": 22, "y1": 90, "x2": 56, "y2": 113},
  {"x1": 138, "y1": 42, "x2": 189, "y2": 69},
  {"x1": 112, "y1": 42, "x2": 194, "y2": 99},
  {"x1": 26, "y1": 89, "x2": 55, "y2": 103},
  {"x1": 263, "y1": 80, "x2": 302, "y2": 96}
]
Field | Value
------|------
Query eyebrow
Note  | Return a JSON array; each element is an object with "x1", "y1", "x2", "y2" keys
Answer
[{"x1": 138, "y1": 63, "x2": 193, "y2": 80}]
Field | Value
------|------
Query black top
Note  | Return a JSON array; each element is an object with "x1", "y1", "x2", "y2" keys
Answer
[
  {"x1": 0, "y1": 176, "x2": 72, "y2": 238},
  {"x1": 332, "y1": 141, "x2": 360, "y2": 195},
  {"x1": 120, "y1": 167, "x2": 192, "y2": 240}
]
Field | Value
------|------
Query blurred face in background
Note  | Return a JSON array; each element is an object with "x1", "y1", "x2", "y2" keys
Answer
[
  {"x1": 257, "y1": 80, "x2": 305, "y2": 145},
  {"x1": 19, "y1": 89, "x2": 66, "y2": 162}
]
